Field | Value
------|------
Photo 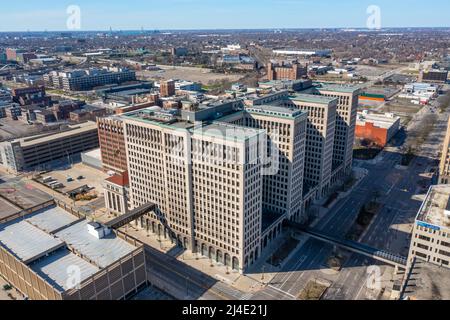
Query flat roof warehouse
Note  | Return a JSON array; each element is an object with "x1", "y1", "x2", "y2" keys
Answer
[{"x1": 0, "y1": 202, "x2": 147, "y2": 300}]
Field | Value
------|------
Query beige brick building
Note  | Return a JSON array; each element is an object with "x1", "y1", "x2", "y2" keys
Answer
[
  {"x1": 122, "y1": 109, "x2": 266, "y2": 273},
  {"x1": 439, "y1": 117, "x2": 450, "y2": 184},
  {"x1": 219, "y1": 104, "x2": 308, "y2": 222},
  {"x1": 314, "y1": 84, "x2": 360, "y2": 180},
  {"x1": 408, "y1": 185, "x2": 450, "y2": 269},
  {"x1": 281, "y1": 94, "x2": 337, "y2": 199}
]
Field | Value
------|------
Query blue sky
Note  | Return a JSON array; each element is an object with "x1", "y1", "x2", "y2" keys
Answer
[{"x1": 0, "y1": 0, "x2": 448, "y2": 31}]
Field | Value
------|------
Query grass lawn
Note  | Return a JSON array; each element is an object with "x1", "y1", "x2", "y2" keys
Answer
[{"x1": 298, "y1": 280, "x2": 329, "y2": 300}]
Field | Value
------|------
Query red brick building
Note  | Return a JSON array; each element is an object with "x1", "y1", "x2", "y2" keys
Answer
[
  {"x1": 160, "y1": 80, "x2": 176, "y2": 97},
  {"x1": 355, "y1": 112, "x2": 400, "y2": 147},
  {"x1": 12, "y1": 86, "x2": 50, "y2": 106},
  {"x1": 266, "y1": 61, "x2": 307, "y2": 81},
  {"x1": 97, "y1": 116, "x2": 128, "y2": 173}
]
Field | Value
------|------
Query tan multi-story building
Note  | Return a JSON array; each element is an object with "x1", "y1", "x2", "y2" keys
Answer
[
  {"x1": 439, "y1": 117, "x2": 450, "y2": 184},
  {"x1": 97, "y1": 116, "x2": 128, "y2": 173},
  {"x1": 122, "y1": 108, "x2": 266, "y2": 273},
  {"x1": 219, "y1": 104, "x2": 308, "y2": 222},
  {"x1": 109, "y1": 85, "x2": 359, "y2": 271},
  {"x1": 281, "y1": 94, "x2": 337, "y2": 198},
  {"x1": 313, "y1": 84, "x2": 360, "y2": 179},
  {"x1": 408, "y1": 185, "x2": 450, "y2": 269}
]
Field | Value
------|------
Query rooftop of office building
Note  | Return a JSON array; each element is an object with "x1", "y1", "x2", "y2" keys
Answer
[
  {"x1": 122, "y1": 107, "x2": 264, "y2": 142},
  {"x1": 356, "y1": 111, "x2": 401, "y2": 129},
  {"x1": 288, "y1": 93, "x2": 338, "y2": 105},
  {"x1": 314, "y1": 82, "x2": 362, "y2": 94},
  {"x1": 246, "y1": 104, "x2": 307, "y2": 119},
  {"x1": 121, "y1": 107, "x2": 185, "y2": 124},
  {"x1": 0, "y1": 204, "x2": 137, "y2": 293},
  {"x1": 192, "y1": 122, "x2": 265, "y2": 142},
  {"x1": 416, "y1": 184, "x2": 450, "y2": 230}
]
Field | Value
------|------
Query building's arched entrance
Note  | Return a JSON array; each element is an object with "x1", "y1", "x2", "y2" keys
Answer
[
  {"x1": 224, "y1": 253, "x2": 231, "y2": 267},
  {"x1": 216, "y1": 250, "x2": 223, "y2": 264},
  {"x1": 232, "y1": 257, "x2": 239, "y2": 271},
  {"x1": 208, "y1": 247, "x2": 214, "y2": 260},
  {"x1": 201, "y1": 244, "x2": 207, "y2": 256}
]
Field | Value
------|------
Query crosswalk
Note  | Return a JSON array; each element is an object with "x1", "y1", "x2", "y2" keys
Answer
[{"x1": 239, "y1": 293, "x2": 253, "y2": 300}]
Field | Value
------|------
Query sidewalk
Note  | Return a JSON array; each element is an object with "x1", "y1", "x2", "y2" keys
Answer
[
  {"x1": 120, "y1": 222, "x2": 315, "y2": 294},
  {"x1": 120, "y1": 225, "x2": 264, "y2": 293}
]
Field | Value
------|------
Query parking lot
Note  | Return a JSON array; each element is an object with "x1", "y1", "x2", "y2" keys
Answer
[
  {"x1": 0, "y1": 198, "x2": 20, "y2": 219},
  {"x1": 38, "y1": 162, "x2": 108, "y2": 195},
  {"x1": 0, "y1": 118, "x2": 57, "y2": 141},
  {"x1": 0, "y1": 176, "x2": 52, "y2": 210},
  {"x1": 31, "y1": 162, "x2": 109, "y2": 214}
]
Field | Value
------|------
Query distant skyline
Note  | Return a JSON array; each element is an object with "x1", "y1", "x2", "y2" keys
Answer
[{"x1": 1, "y1": 0, "x2": 450, "y2": 32}]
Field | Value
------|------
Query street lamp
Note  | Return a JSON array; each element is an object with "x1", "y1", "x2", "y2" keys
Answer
[{"x1": 261, "y1": 266, "x2": 265, "y2": 284}]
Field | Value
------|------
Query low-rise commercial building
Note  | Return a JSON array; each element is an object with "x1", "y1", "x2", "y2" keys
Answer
[
  {"x1": 359, "y1": 87, "x2": 399, "y2": 103},
  {"x1": 273, "y1": 49, "x2": 332, "y2": 57},
  {"x1": 69, "y1": 105, "x2": 107, "y2": 122},
  {"x1": 258, "y1": 79, "x2": 313, "y2": 92},
  {"x1": 12, "y1": 86, "x2": 50, "y2": 106},
  {"x1": 0, "y1": 201, "x2": 147, "y2": 300},
  {"x1": 399, "y1": 82, "x2": 439, "y2": 104},
  {"x1": 104, "y1": 171, "x2": 130, "y2": 215},
  {"x1": 419, "y1": 69, "x2": 448, "y2": 83},
  {"x1": 355, "y1": 111, "x2": 401, "y2": 147}
]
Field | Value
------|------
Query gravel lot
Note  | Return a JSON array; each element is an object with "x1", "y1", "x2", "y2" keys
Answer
[{"x1": 138, "y1": 65, "x2": 243, "y2": 84}]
